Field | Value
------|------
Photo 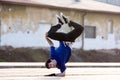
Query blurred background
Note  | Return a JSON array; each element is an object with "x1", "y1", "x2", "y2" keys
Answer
[{"x1": 0, "y1": 0, "x2": 120, "y2": 62}]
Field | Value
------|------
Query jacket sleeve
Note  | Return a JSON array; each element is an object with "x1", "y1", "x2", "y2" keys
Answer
[
  {"x1": 50, "y1": 46, "x2": 56, "y2": 58},
  {"x1": 59, "y1": 41, "x2": 65, "y2": 46},
  {"x1": 60, "y1": 65, "x2": 66, "y2": 73}
]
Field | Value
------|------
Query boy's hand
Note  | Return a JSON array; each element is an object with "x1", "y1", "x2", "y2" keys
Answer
[{"x1": 45, "y1": 32, "x2": 48, "y2": 38}]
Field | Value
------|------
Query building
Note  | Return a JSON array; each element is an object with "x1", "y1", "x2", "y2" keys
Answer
[
  {"x1": 0, "y1": 0, "x2": 120, "y2": 50},
  {"x1": 96, "y1": 0, "x2": 120, "y2": 6}
]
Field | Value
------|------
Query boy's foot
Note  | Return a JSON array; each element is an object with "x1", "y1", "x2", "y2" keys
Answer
[
  {"x1": 56, "y1": 15, "x2": 64, "y2": 25},
  {"x1": 60, "y1": 13, "x2": 70, "y2": 24}
]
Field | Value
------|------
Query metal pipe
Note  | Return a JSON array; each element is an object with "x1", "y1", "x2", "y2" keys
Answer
[{"x1": 81, "y1": 12, "x2": 87, "y2": 50}]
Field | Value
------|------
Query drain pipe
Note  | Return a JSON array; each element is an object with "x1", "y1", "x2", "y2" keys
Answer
[
  {"x1": 81, "y1": 12, "x2": 87, "y2": 50},
  {"x1": 0, "y1": 19, "x2": 1, "y2": 46}
]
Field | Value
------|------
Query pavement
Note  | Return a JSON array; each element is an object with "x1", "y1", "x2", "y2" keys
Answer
[{"x1": 0, "y1": 62, "x2": 120, "y2": 80}]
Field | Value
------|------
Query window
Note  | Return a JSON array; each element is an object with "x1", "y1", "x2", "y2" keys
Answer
[
  {"x1": 85, "y1": 26, "x2": 96, "y2": 38},
  {"x1": 108, "y1": 20, "x2": 113, "y2": 34}
]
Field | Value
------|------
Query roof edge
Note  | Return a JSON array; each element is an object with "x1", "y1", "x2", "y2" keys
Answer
[{"x1": 0, "y1": 0, "x2": 120, "y2": 15}]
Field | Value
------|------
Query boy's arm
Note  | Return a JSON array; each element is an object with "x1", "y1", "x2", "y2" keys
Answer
[
  {"x1": 45, "y1": 33, "x2": 54, "y2": 46},
  {"x1": 56, "y1": 65, "x2": 66, "y2": 77},
  {"x1": 55, "y1": 72, "x2": 65, "y2": 77}
]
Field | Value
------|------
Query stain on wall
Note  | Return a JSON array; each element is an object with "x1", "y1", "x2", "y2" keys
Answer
[{"x1": 0, "y1": 3, "x2": 120, "y2": 49}]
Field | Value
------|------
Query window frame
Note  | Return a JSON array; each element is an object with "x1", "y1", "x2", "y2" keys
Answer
[{"x1": 84, "y1": 26, "x2": 96, "y2": 38}]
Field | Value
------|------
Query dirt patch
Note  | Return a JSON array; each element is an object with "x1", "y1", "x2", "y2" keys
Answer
[
  {"x1": 0, "y1": 46, "x2": 120, "y2": 62},
  {"x1": 70, "y1": 49, "x2": 120, "y2": 62},
  {"x1": 0, "y1": 46, "x2": 49, "y2": 62}
]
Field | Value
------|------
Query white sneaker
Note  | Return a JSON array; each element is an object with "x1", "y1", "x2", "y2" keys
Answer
[
  {"x1": 60, "y1": 12, "x2": 70, "y2": 24},
  {"x1": 56, "y1": 14, "x2": 63, "y2": 25}
]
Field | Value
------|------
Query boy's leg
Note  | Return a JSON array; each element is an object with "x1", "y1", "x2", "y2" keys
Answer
[
  {"x1": 48, "y1": 15, "x2": 63, "y2": 34},
  {"x1": 47, "y1": 15, "x2": 66, "y2": 41},
  {"x1": 48, "y1": 14, "x2": 84, "y2": 41},
  {"x1": 66, "y1": 20, "x2": 84, "y2": 42},
  {"x1": 48, "y1": 24, "x2": 68, "y2": 41},
  {"x1": 48, "y1": 21, "x2": 84, "y2": 42},
  {"x1": 60, "y1": 13, "x2": 84, "y2": 42},
  {"x1": 48, "y1": 24, "x2": 61, "y2": 34}
]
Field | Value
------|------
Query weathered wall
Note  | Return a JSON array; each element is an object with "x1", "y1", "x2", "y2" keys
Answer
[
  {"x1": 0, "y1": 4, "x2": 84, "y2": 48},
  {"x1": 84, "y1": 12, "x2": 120, "y2": 49},
  {"x1": 85, "y1": 12, "x2": 120, "y2": 39},
  {"x1": 0, "y1": 3, "x2": 120, "y2": 49}
]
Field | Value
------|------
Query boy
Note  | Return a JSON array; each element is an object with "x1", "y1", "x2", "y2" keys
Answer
[{"x1": 45, "y1": 13, "x2": 84, "y2": 76}]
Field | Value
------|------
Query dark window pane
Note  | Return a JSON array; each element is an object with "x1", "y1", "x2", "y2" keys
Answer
[{"x1": 85, "y1": 26, "x2": 96, "y2": 38}]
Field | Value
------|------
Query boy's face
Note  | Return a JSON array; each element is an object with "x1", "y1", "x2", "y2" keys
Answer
[{"x1": 48, "y1": 60, "x2": 56, "y2": 68}]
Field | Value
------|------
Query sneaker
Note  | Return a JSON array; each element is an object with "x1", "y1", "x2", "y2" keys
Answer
[
  {"x1": 60, "y1": 12, "x2": 70, "y2": 24},
  {"x1": 56, "y1": 15, "x2": 64, "y2": 25}
]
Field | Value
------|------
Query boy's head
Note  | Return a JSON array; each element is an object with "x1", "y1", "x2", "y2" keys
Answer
[{"x1": 45, "y1": 59, "x2": 57, "y2": 69}]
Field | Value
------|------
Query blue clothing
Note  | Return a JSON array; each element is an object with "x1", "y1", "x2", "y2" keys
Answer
[{"x1": 50, "y1": 41, "x2": 71, "y2": 73}]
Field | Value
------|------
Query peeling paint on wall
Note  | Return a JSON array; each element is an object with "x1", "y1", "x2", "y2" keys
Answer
[
  {"x1": 0, "y1": 4, "x2": 120, "y2": 50},
  {"x1": 2, "y1": 23, "x2": 8, "y2": 33},
  {"x1": 84, "y1": 34, "x2": 120, "y2": 50},
  {"x1": 1, "y1": 24, "x2": 51, "y2": 47}
]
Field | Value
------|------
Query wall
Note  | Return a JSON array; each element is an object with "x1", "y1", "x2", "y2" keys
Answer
[
  {"x1": 0, "y1": 3, "x2": 120, "y2": 50},
  {"x1": 84, "y1": 12, "x2": 120, "y2": 50},
  {"x1": 0, "y1": 4, "x2": 83, "y2": 48}
]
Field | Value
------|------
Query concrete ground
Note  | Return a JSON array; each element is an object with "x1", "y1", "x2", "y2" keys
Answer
[{"x1": 0, "y1": 62, "x2": 120, "y2": 80}]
